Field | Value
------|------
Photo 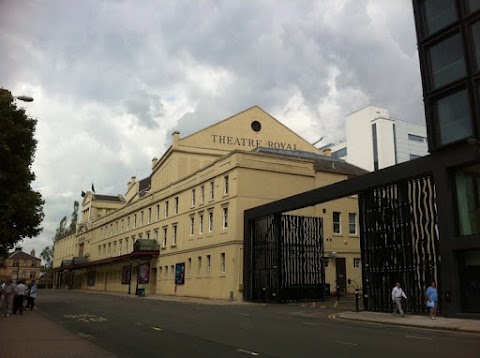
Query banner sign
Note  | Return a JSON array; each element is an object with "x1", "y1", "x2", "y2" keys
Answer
[
  {"x1": 139, "y1": 263, "x2": 150, "y2": 284},
  {"x1": 175, "y1": 263, "x2": 185, "y2": 285}
]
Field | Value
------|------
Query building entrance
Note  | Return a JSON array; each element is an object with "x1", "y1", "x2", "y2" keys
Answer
[
  {"x1": 460, "y1": 250, "x2": 480, "y2": 313},
  {"x1": 335, "y1": 258, "x2": 346, "y2": 295}
]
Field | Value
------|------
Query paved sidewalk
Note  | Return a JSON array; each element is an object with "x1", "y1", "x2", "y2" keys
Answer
[
  {"x1": 336, "y1": 311, "x2": 480, "y2": 334},
  {"x1": 0, "y1": 310, "x2": 114, "y2": 358}
]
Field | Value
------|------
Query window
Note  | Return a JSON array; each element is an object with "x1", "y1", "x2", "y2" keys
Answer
[
  {"x1": 188, "y1": 258, "x2": 192, "y2": 276},
  {"x1": 206, "y1": 255, "x2": 211, "y2": 275},
  {"x1": 156, "y1": 205, "x2": 160, "y2": 221},
  {"x1": 454, "y1": 163, "x2": 480, "y2": 236},
  {"x1": 174, "y1": 197, "x2": 179, "y2": 214},
  {"x1": 133, "y1": 214, "x2": 137, "y2": 229},
  {"x1": 199, "y1": 214, "x2": 204, "y2": 234},
  {"x1": 98, "y1": 245, "x2": 101, "y2": 256},
  {"x1": 209, "y1": 181, "x2": 215, "y2": 200},
  {"x1": 472, "y1": 22, "x2": 480, "y2": 70},
  {"x1": 170, "y1": 265, "x2": 174, "y2": 278},
  {"x1": 428, "y1": 33, "x2": 466, "y2": 90},
  {"x1": 208, "y1": 211, "x2": 213, "y2": 232},
  {"x1": 221, "y1": 253, "x2": 226, "y2": 273},
  {"x1": 172, "y1": 224, "x2": 177, "y2": 246},
  {"x1": 354, "y1": 258, "x2": 361, "y2": 268},
  {"x1": 119, "y1": 239, "x2": 123, "y2": 255},
  {"x1": 165, "y1": 266, "x2": 169, "y2": 277},
  {"x1": 154, "y1": 230, "x2": 158, "y2": 243},
  {"x1": 140, "y1": 211, "x2": 144, "y2": 226},
  {"x1": 146, "y1": 232, "x2": 150, "y2": 240},
  {"x1": 408, "y1": 134, "x2": 425, "y2": 142},
  {"x1": 223, "y1": 207, "x2": 228, "y2": 229},
  {"x1": 434, "y1": 89, "x2": 473, "y2": 145},
  {"x1": 190, "y1": 216, "x2": 195, "y2": 236},
  {"x1": 113, "y1": 241, "x2": 117, "y2": 255},
  {"x1": 372, "y1": 123, "x2": 379, "y2": 171},
  {"x1": 200, "y1": 185, "x2": 205, "y2": 204},
  {"x1": 108, "y1": 243, "x2": 111, "y2": 255},
  {"x1": 420, "y1": 0, "x2": 457, "y2": 37},
  {"x1": 331, "y1": 147, "x2": 347, "y2": 159},
  {"x1": 333, "y1": 212, "x2": 341, "y2": 234},
  {"x1": 197, "y1": 256, "x2": 202, "y2": 275},
  {"x1": 224, "y1": 175, "x2": 229, "y2": 195},
  {"x1": 191, "y1": 189, "x2": 196, "y2": 207},
  {"x1": 323, "y1": 259, "x2": 329, "y2": 268},
  {"x1": 348, "y1": 213, "x2": 357, "y2": 235},
  {"x1": 467, "y1": 0, "x2": 480, "y2": 14},
  {"x1": 120, "y1": 219, "x2": 124, "y2": 233},
  {"x1": 162, "y1": 227, "x2": 168, "y2": 247},
  {"x1": 147, "y1": 208, "x2": 151, "y2": 224},
  {"x1": 127, "y1": 217, "x2": 130, "y2": 231}
]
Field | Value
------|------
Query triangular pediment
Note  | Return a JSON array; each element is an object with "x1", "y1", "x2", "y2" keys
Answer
[{"x1": 178, "y1": 106, "x2": 319, "y2": 153}]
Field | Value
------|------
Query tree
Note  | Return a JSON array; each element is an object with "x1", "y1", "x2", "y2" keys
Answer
[
  {"x1": 0, "y1": 89, "x2": 44, "y2": 255},
  {"x1": 40, "y1": 246, "x2": 53, "y2": 270}
]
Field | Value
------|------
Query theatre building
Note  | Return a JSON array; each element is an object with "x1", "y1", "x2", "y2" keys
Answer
[{"x1": 53, "y1": 106, "x2": 366, "y2": 300}]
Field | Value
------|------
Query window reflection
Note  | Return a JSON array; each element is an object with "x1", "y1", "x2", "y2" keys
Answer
[
  {"x1": 455, "y1": 164, "x2": 480, "y2": 236},
  {"x1": 472, "y1": 22, "x2": 480, "y2": 71},
  {"x1": 421, "y1": 0, "x2": 457, "y2": 36},
  {"x1": 467, "y1": 0, "x2": 480, "y2": 14},
  {"x1": 435, "y1": 89, "x2": 473, "y2": 144},
  {"x1": 429, "y1": 33, "x2": 466, "y2": 89}
]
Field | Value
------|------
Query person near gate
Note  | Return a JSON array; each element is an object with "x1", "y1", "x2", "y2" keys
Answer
[
  {"x1": 425, "y1": 281, "x2": 438, "y2": 320},
  {"x1": 13, "y1": 279, "x2": 26, "y2": 315},
  {"x1": 392, "y1": 282, "x2": 407, "y2": 316},
  {"x1": 27, "y1": 280, "x2": 38, "y2": 310}
]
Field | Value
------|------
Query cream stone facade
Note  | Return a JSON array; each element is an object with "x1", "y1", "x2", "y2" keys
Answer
[{"x1": 53, "y1": 106, "x2": 365, "y2": 300}]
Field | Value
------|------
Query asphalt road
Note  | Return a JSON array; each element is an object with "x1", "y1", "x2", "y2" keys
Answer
[{"x1": 38, "y1": 290, "x2": 480, "y2": 358}]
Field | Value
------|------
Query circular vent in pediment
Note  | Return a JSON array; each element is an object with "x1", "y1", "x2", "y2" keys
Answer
[{"x1": 251, "y1": 121, "x2": 261, "y2": 132}]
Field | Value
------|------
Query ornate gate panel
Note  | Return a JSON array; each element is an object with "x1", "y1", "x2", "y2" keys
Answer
[
  {"x1": 252, "y1": 214, "x2": 324, "y2": 303},
  {"x1": 360, "y1": 175, "x2": 440, "y2": 313}
]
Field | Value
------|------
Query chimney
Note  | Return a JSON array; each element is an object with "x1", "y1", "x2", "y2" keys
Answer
[
  {"x1": 172, "y1": 131, "x2": 180, "y2": 148},
  {"x1": 15, "y1": 247, "x2": 22, "y2": 252},
  {"x1": 31, "y1": 249, "x2": 36, "y2": 257},
  {"x1": 151, "y1": 157, "x2": 158, "y2": 169},
  {"x1": 127, "y1": 176, "x2": 136, "y2": 191}
]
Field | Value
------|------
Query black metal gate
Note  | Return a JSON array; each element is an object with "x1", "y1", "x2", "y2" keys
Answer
[
  {"x1": 360, "y1": 175, "x2": 440, "y2": 313},
  {"x1": 251, "y1": 214, "x2": 324, "y2": 303}
]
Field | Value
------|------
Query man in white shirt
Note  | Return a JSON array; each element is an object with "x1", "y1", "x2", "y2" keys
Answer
[
  {"x1": 13, "y1": 279, "x2": 26, "y2": 315},
  {"x1": 392, "y1": 282, "x2": 407, "y2": 316}
]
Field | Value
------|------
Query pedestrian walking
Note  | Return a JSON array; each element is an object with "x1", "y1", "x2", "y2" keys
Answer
[
  {"x1": 13, "y1": 279, "x2": 26, "y2": 315},
  {"x1": 425, "y1": 281, "x2": 438, "y2": 320},
  {"x1": 27, "y1": 280, "x2": 38, "y2": 310},
  {"x1": 0, "y1": 281, "x2": 5, "y2": 316},
  {"x1": 392, "y1": 282, "x2": 407, "y2": 316},
  {"x1": 3, "y1": 279, "x2": 15, "y2": 316}
]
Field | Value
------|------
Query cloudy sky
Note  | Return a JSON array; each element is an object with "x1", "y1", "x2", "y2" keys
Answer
[{"x1": 1, "y1": 0, "x2": 424, "y2": 258}]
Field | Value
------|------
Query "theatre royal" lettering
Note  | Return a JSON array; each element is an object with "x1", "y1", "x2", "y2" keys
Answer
[{"x1": 211, "y1": 135, "x2": 298, "y2": 150}]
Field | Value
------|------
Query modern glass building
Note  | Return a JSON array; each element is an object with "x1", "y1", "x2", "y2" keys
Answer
[{"x1": 412, "y1": 0, "x2": 480, "y2": 315}]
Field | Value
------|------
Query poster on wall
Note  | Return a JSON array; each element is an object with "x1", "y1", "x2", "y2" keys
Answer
[
  {"x1": 122, "y1": 266, "x2": 131, "y2": 285},
  {"x1": 175, "y1": 262, "x2": 185, "y2": 285},
  {"x1": 139, "y1": 263, "x2": 150, "y2": 284}
]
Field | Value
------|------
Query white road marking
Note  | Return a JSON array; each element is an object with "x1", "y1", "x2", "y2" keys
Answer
[
  {"x1": 405, "y1": 335, "x2": 433, "y2": 341},
  {"x1": 240, "y1": 324, "x2": 254, "y2": 328},
  {"x1": 301, "y1": 321, "x2": 319, "y2": 326},
  {"x1": 334, "y1": 340, "x2": 359, "y2": 346},
  {"x1": 237, "y1": 348, "x2": 260, "y2": 356},
  {"x1": 152, "y1": 326, "x2": 162, "y2": 331},
  {"x1": 135, "y1": 323, "x2": 142, "y2": 326},
  {"x1": 239, "y1": 314, "x2": 251, "y2": 317}
]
